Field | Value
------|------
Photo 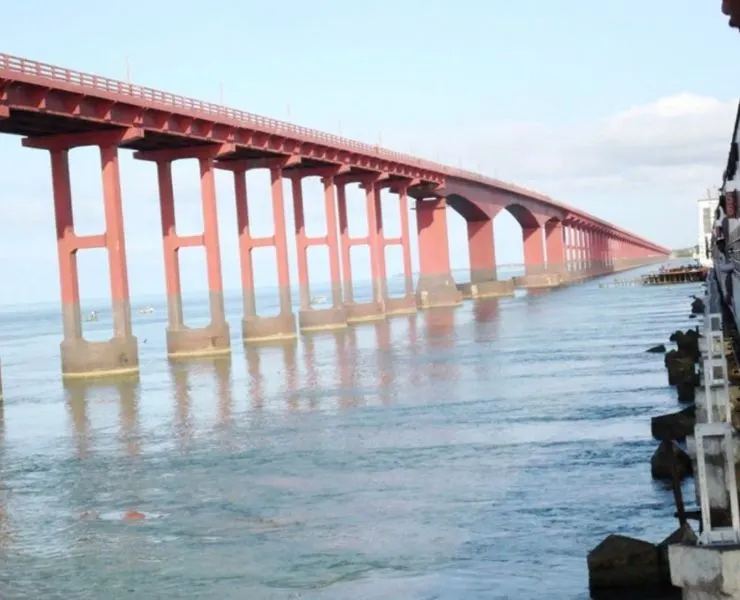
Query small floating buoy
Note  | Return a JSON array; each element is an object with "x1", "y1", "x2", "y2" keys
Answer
[{"x1": 123, "y1": 510, "x2": 146, "y2": 521}]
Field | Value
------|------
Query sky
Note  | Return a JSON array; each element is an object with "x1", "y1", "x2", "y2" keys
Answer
[{"x1": 0, "y1": 0, "x2": 737, "y2": 306}]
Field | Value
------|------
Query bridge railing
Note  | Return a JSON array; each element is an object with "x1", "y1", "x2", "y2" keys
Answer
[{"x1": 0, "y1": 52, "x2": 666, "y2": 252}]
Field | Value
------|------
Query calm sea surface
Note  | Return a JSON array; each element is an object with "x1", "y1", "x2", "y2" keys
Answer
[{"x1": 0, "y1": 263, "x2": 699, "y2": 599}]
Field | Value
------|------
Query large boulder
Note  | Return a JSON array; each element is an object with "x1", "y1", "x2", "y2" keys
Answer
[
  {"x1": 651, "y1": 406, "x2": 696, "y2": 442},
  {"x1": 651, "y1": 440, "x2": 692, "y2": 481},
  {"x1": 646, "y1": 344, "x2": 667, "y2": 354},
  {"x1": 675, "y1": 380, "x2": 696, "y2": 403},
  {"x1": 587, "y1": 534, "x2": 660, "y2": 591},
  {"x1": 664, "y1": 351, "x2": 696, "y2": 386},
  {"x1": 669, "y1": 330, "x2": 700, "y2": 362}
]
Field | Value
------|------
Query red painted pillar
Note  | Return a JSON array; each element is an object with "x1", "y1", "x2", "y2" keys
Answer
[
  {"x1": 336, "y1": 183, "x2": 354, "y2": 304},
  {"x1": 363, "y1": 180, "x2": 387, "y2": 304},
  {"x1": 565, "y1": 224, "x2": 575, "y2": 272},
  {"x1": 545, "y1": 220, "x2": 565, "y2": 274},
  {"x1": 156, "y1": 160, "x2": 184, "y2": 330},
  {"x1": 289, "y1": 174, "x2": 347, "y2": 332},
  {"x1": 230, "y1": 162, "x2": 297, "y2": 342},
  {"x1": 398, "y1": 186, "x2": 414, "y2": 298},
  {"x1": 415, "y1": 197, "x2": 463, "y2": 308},
  {"x1": 25, "y1": 129, "x2": 140, "y2": 379},
  {"x1": 335, "y1": 179, "x2": 385, "y2": 324},
  {"x1": 290, "y1": 176, "x2": 311, "y2": 312},
  {"x1": 271, "y1": 166, "x2": 293, "y2": 317},
  {"x1": 468, "y1": 218, "x2": 496, "y2": 283},
  {"x1": 143, "y1": 150, "x2": 230, "y2": 359},
  {"x1": 233, "y1": 168, "x2": 256, "y2": 320},
  {"x1": 382, "y1": 184, "x2": 418, "y2": 315},
  {"x1": 323, "y1": 175, "x2": 344, "y2": 310},
  {"x1": 523, "y1": 226, "x2": 545, "y2": 275}
]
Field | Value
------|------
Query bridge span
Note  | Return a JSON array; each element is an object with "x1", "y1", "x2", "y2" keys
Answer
[{"x1": 0, "y1": 53, "x2": 669, "y2": 380}]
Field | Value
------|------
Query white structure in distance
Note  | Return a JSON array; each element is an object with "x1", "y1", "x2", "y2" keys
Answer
[{"x1": 697, "y1": 188, "x2": 720, "y2": 266}]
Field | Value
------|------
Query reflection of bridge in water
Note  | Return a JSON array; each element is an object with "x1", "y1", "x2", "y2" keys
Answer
[{"x1": 48, "y1": 304, "x2": 515, "y2": 459}]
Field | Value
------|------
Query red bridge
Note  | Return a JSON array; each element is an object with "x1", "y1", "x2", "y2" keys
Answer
[{"x1": 0, "y1": 53, "x2": 669, "y2": 380}]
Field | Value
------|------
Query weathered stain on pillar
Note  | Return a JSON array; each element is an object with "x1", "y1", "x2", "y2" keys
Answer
[{"x1": 414, "y1": 197, "x2": 463, "y2": 309}]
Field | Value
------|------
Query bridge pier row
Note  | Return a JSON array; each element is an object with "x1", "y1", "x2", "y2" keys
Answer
[
  {"x1": 381, "y1": 183, "x2": 417, "y2": 315},
  {"x1": 136, "y1": 149, "x2": 230, "y2": 359},
  {"x1": 231, "y1": 163, "x2": 297, "y2": 343},
  {"x1": 336, "y1": 180, "x2": 385, "y2": 323},
  {"x1": 414, "y1": 198, "x2": 463, "y2": 309},
  {"x1": 290, "y1": 174, "x2": 347, "y2": 332},
  {"x1": 24, "y1": 129, "x2": 140, "y2": 379}
]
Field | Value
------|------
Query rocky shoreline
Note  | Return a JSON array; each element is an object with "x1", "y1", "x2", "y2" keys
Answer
[{"x1": 586, "y1": 295, "x2": 708, "y2": 599}]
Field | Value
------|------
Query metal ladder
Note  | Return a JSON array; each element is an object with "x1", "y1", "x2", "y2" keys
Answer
[{"x1": 695, "y1": 273, "x2": 740, "y2": 544}]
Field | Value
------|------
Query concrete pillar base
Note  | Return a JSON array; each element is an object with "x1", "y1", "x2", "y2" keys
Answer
[
  {"x1": 457, "y1": 280, "x2": 515, "y2": 299},
  {"x1": 416, "y1": 274, "x2": 463, "y2": 309},
  {"x1": 385, "y1": 295, "x2": 417, "y2": 316},
  {"x1": 513, "y1": 273, "x2": 563, "y2": 289},
  {"x1": 61, "y1": 336, "x2": 139, "y2": 380},
  {"x1": 242, "y1": 313, "x2": 297, "y2": 344},
  {"x1": 345, "y1": 301, "x2": 385, "y2": 324},
  {"x1": 298, "y1": 307, "x2": 348, "y2": 333},
  {"x1": 167, "y1": 322, "x2": 231, "y2": 359},
  {"x1": 669, "y1": 543, "x2": 740, "y2": 599}
]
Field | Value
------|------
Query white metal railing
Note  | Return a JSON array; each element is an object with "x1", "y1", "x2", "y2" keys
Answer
[
  {"x1": 0, "y1": 52, "x2": 667, "y2": 254},
  {"x1": 696, "y1": 274, "x2": 740, "y2": 545}
]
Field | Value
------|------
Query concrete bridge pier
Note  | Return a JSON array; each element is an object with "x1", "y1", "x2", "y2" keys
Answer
[
  {"x1": 25, "y1": 128, "x2": 140, "y2": 379},
  {"x1": 227, "y1": 161, "x2": 297, "y2": 343},
  {"x1": 290, "y1": 172, "x2": 347, "y2": 332},
  {"x1": 415, "y1": 197, "x2": 463, "y2": 308},
  {"x1": 545, "y1": 219, "x2": 566, "y2": 277},
  {"x1": 335, "y1": 178, "x2": 385, "y2": 323},
  {"x1": 381, "y1": 182, "x2": 417, "y2": 316},
  {"x1": 458, "y1": 217, "x2": 514, "y2": 298},
  {"x1": 135, "y1": 147, "x2": 231, "y2": 359}
]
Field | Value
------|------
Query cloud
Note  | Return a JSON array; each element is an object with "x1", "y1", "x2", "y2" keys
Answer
[{"x1": 389, "y1": 92, "x2": 738, "y2": 250}]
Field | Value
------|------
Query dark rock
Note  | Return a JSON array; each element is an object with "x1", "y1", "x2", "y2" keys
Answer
[
  {"x1": 651, "y1": 406, "x2": 696, "y2": 442},
  {"x1": 647, "y1": 344, "x2": 667, "y2": 354},
  {"x1": 691, "y1": 297, "x2": 705, "y2": 315},
  {"x1": 651, "y1": 440, "x2": 692, "y2": 481},
  {"x1": 657, "y1": 523, "x2": 697, "y2": 585},
  {"x1": 587, "y1": 534, "x2": 660, "y2": 590},
  {"x1": 672, "y1": 330, "x2": 700, "y2": 362},
  {"x1": 675, "y1": 380, "x2": 696, "y2": 403},
  {"x1": 689, "y1": 314, "x2": 697, "y2": 319},
  {"x1": 664, "y1": 350, "x2": 695, "y2": 385}
]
